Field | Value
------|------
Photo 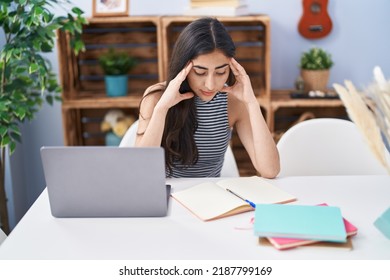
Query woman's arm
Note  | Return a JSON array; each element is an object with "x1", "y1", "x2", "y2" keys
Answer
[
  {"x1": 135, "y1": 62, "x2": 194, "y2": 147},
  {"x1": 226, "y1": 58, "x2": 280, "y2": 178}
]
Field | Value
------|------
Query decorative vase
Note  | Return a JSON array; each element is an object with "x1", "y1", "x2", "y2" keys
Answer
[
  {"x1": 104, "y1": 75, "x2": 128, "y2": 97},
  {"x1": 105, "y1": 132, "x2": 122, "y2": 146},
  {"x1": 301, "y1": 69, "x2": 330, "y2": 92}
]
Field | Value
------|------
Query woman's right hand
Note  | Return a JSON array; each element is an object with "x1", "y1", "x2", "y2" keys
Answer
[{"x1": 155, "y1": 62, "x2": 194, "y2": 111}]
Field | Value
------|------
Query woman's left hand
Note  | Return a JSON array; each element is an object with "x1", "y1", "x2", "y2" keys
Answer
[{"x1": 224, "y1": 58, "x2": 257, "y2": 104}]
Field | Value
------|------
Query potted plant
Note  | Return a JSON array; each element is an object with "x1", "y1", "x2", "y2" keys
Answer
[
  {"x1": 0, "y1": 0, "x2": 86, "y2": 234},
  {"x1": 299, "y1": 47, "x2": 334, "y2": 91},
  {"x1": 98, "y1": 48, "x2": 138, "y2": 97}
]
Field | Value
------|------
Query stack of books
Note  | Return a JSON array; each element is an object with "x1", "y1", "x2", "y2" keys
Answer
[
  {"x1": 254, "y1": 203, "x2": 358, "y2": 250},
  {"x1": 184, "y1": 0, "x2": 249, "y2": 16}
]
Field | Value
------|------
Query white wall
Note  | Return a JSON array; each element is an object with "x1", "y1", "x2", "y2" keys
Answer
[{"x1": 6, "y1": 0, "x2": 390, "y2": 229}]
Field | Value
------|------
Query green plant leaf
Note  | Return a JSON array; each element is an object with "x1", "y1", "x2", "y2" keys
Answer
[
  {"x1": 46, "y1": 95, "x2": 53, "y2": 105},
  {"x1": 0, "y1": 0, "x2": 86, "y2": 158},
  {"x1": 29, "y1": 63, "x2": 39, "y2": 74},
  {"x1": 11, "y1": 130, "x2": 22, "y2": 142},
  {"x1": 15, "y1": 107, "x2": 27, "y2": 120},
  {"x1": 71, "y1": 7, "x2": 84, "y2": 16},
  {"x1": 98, "y1": 48, "x2": 138, "y2": 75},
  {"x1": 0, "y1": 126, "x2": 7, "y2": 137},
  {"x1": 25, "y1": 15, "x2": 34, "y2": 27},
  {"x1": 12, "y1": 92, "x2": 27, "y2": 101},
  {"x1": 0, "y1": 113, "x2": 12, "y2": 124},
  {"x1": 0, "y1": 102, "x2": 8, "y2": 112},
  {"x1": 9, "y1": 141, "x2": 16, "y2": 154},
  {"x1": 299, "y1": 47, "x2": 334, "y2": 70},
  {"x1": 10, "y1": 20, "x2": 21, "y2": 34},
  {"x1": 33, "y1": 6, "x2": 44, "y2": 16},
  {"x1": 1, "y1": 134, "x2": 10, "y2": 147}
]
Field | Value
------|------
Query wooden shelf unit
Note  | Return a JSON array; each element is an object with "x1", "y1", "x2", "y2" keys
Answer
[
  {"x1": 269, "y1": 89, "x2": 347, "y2": 133},
  {"x1": 58, "y1": 16, "x2": 163, "y2": 145},
  {"x1": 57, "y1": 15, "x2": 346, "y2": 175},
  {"x1": 58, "y1": 16, "x2": 163, "y2": 100}
]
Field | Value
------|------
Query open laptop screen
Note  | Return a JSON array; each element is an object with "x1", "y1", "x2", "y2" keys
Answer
[{"x1": 40, "y1": 146, "x2": 169, "y2": 217}]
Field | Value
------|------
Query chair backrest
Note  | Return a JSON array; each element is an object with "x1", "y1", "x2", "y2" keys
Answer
[
  {"x1": 221, "y1": 143, "x2": 240, "y2": 177},
  {"x1": 119, "y1": 120, "x2": 240, "y2": 177},
  {"x1": 119, "y1": 120, "x2": 139, "y2": 147},
  {"x1": 277, "y1": 118, "x2": 389, "y2": 177},
  {"x1": 0, "y1": 227, "x2": 7, "y2": 245}
]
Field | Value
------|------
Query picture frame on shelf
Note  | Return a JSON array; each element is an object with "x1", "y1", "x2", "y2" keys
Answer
[{"x1": 92, "y1": 0, "x2": 129, "y2": 17}]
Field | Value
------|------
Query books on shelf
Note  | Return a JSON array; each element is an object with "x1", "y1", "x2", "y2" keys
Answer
[
  {"x1": 184, "y1": 6, "x2": 249, "y2": 16},
  {"x1": 190, "y1": 0, "x2": 247, "y2": 8},
  {"x1": 254, "y1": 204, "x2": 348, "y2": 242},
  {"x1": 171, "y1": 176, "x2": 296, "y2": 221},
  {"x1": 259, "y1": 203, "x2": 358, "y2": 250}
]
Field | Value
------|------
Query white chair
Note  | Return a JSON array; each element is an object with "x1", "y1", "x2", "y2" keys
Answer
[
  {"x1": 120, "y1": 120, "x2": 240, "y2": 177},
  {"x1": 277, "y1": 118, "x2": 389, "y2": 177},
  {"x1": 119, "y1": 119, "x2": 140, "y2": 147},
  {"x1": 220, "y1": 142, "x2": 240, "y2": 177},
  {"x1": 0, "y1": 228, "x2": 7, "y2": 245}
]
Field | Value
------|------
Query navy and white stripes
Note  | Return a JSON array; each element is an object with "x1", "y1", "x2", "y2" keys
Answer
[{"x1": 169, "y1": 92, "x2": 230, "y2": 177}]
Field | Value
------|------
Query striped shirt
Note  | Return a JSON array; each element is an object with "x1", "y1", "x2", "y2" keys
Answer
[{"x1": 169, "y1": 92, "x2": 230, "y2": 177}]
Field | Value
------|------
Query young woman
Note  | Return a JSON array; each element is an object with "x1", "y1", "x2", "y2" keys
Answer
[{"x1": 135, "y1": 17, "x2": 280, "y2": 178}]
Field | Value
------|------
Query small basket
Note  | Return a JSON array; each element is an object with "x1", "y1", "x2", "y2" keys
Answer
[{"x1": 301, "y1": 69, "x2": 330, "y2": 91}]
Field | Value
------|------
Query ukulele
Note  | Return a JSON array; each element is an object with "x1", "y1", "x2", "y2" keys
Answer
[{"x1": 298, "y1": 0, "x2": 333, "y2": 39}]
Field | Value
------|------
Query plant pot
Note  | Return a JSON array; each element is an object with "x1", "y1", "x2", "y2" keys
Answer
[
  {"x1": 105, "y1": 132, "x2": 122, "y2": 146},
  {"x1": 301, "y1": 69, "x2": 330, "y2": 92},
  {"x1": 104, "y1": 75, "x2": 128, "y2": 97}
]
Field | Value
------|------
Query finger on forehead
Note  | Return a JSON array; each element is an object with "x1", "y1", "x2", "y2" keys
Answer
[
  {"x1": 174, "y1": 62, "x2": 192, "y2": 82},
  {"x1": 185, "y1": 61, "x2": 193, "y2": 71},
  {"x1": 229, "y1": 58, "x2": 238, "y2": 68},
  {"x1": 181, "y1": 62, "x2": 193, "y2": 78},
  {"x1": 181, "y1": 61, "x2": 193, "y2": 76},
  {"x1": 230, "y1": 58, "x2": 245, "y2": 73}
]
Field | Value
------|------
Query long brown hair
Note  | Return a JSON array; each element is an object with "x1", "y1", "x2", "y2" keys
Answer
[{"x1": 141, "y1": 17, "x2": 236, "y2": 175}]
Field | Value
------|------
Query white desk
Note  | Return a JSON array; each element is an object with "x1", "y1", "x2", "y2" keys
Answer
[{"x1": 0, "y1": 175, "x2": 389, "y2": 260}]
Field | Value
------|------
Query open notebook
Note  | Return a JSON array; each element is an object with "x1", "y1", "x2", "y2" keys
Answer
[{"x1": 171, "y1": 176, "x2": 296, "y2": 221}]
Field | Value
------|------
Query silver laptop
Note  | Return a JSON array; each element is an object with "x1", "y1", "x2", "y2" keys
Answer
[{"x1": 40, "y1": 146, "x2": 170, "y2": 218}]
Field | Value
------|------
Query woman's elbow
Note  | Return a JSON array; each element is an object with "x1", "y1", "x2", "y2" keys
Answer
[{"x1": 256, "y1": 162, "x2": 280, "y2": 179}]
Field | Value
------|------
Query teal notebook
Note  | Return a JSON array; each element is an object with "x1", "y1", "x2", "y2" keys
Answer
[
  {"x1": 374, "y1": 207, "x2": 390, "y2": 240},
  {"x1": 254, "y1": 204, "x2": 347, "y2": 242}
]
